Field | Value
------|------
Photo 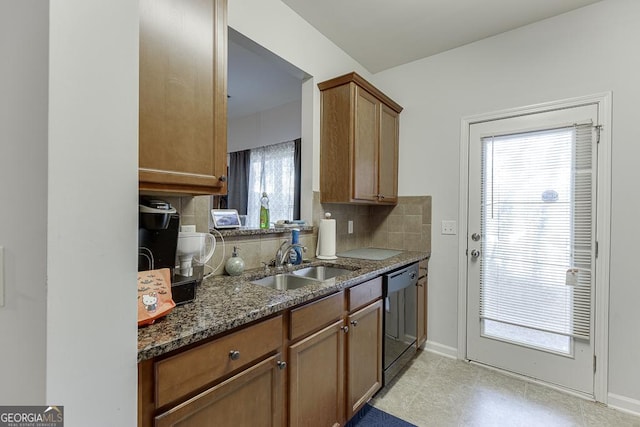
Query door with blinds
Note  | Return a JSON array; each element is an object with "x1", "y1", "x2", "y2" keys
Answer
[{"x1": 466, "y1": 104, "x2": 599, "y2": 394}]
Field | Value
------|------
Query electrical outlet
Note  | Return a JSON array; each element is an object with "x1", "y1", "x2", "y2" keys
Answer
[
  {"x1": 441, "y1": 220, "x2": 457, "y2": 235},
  {"x1": 348, "y1": 220, "x2": 354, "y2": 234}
]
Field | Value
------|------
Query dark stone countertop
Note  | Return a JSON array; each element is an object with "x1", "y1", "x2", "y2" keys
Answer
[{"x1": 137, "y1": 250, "x2": 430, "y2": 362}]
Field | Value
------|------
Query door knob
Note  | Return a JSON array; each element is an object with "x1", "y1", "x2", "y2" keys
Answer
[
  {"x1": 341, "y1": 325, "x2": 349, "y2": 333},
  {"x1": 470, "y1": 249, "x2": 481, "y2": 258}
]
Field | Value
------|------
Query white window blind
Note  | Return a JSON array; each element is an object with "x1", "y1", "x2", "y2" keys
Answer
[{"x1": 479, "y1": 123, "x2": 595, "y2": 341}]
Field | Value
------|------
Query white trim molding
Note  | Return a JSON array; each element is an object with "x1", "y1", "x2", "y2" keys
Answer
[
  {"x1": 608, "y1": 393, "x2": 640, "y2": 417},
  {"x1": 423, "y1": 340, "x2": 458, "y2": 359},
  {"x1": 457, "y1": 92, "x2": 612, "y2": 403}
]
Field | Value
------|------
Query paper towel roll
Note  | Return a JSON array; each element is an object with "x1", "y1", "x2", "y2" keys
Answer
[{"x1": 316, "y1": 213, "x2": 337, "y2": 260}]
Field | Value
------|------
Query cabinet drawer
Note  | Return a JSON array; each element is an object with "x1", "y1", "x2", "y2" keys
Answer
[
  {"x1": 347, "y1": 277, "x2": 382, "y2": 312},
  {"x1": 155, "y1": 315, "x2": 282, "y2": 408},
  {"x1": 290, "y1": 292, "x2": 343, "y2": 341}
]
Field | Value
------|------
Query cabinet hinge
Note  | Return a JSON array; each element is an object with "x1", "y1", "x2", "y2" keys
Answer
[
  {"x1": 593, "y1": 355, "x2": 597, "y2": 373},
  {"x1": 595, "y1": 241, "x2": 599, "y2": 258}
]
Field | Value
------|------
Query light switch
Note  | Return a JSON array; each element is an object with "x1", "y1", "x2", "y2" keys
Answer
[
  {"x1": 0, "y1": 246, "x2": 4, "y2": 307},
  {"x1": 441, "y1": 220, "x2": 457, "y2": 235}
]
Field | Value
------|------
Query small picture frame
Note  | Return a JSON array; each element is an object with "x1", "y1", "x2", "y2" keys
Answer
[{"x1": 211, "y1": 209, "x2": 241, "y2": 229}]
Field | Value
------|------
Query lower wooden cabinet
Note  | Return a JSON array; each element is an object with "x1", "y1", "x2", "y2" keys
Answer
[
  {"x1": 416, "y1": 276, "x2": 427, "y2": 349},
  {"x1": 288, "y1": 320, "x2": 345, "y2": 427},
  {"x1": 287, "y1": 278, "x2": 383, "y2": 427},
  {"x1": 416, "y1": 259, "x2": 429, "y2": 349},
  {"x1": 138, "y1": 316, "x2": 284, "y2": 427},
  {"x1": 139, "y1": 275, "x2": 392, "y2": 427},
  {"x1": 155, "y1": 354, "x2": 284, "y2": 427},
  {"x1": 346, "y1": 299, "x2": 383, "y2": 419}
]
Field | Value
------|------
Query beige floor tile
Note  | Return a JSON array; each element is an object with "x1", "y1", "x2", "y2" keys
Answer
[{"x1": 371, "y1": 352, "x2": 640, "y2": 427}]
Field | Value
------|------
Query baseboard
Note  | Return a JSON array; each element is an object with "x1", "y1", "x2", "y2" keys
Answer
[
  {"x1": 608, "y1": 393, "x2": 640, "y2": 417},
  {"x1": 422, "y1": 340, "x2": 458, "y2": 359}
]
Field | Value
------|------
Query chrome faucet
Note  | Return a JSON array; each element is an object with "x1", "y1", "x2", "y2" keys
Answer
[{"x1": 274, "y1": 240, "x2": 307, "y2": 271}]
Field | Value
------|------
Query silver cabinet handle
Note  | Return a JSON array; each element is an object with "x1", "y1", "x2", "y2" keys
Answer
[
  {"x1": 350, "y1": 320, "x2": 358, "y2": 327},
  {"x1": 341, "y1": 325, "x2": 349, "y2": 333},
  {"x1": 470, "y1": 249, "x2": 481, "y2": 258},
  {"x1": 229, "y1": 350, "x2": 240, "y2": 360},
  {"x1": 277, "y1": 361, "x2": 287, "y2": 370},
  {"x1": 218, "y1": 175, "x2": 227, "y2": 182}
]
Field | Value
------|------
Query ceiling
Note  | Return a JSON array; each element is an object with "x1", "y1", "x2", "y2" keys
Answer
[
  {"x1": 280, "y1": 0, "x2": 602, "y2": 73},
  {"x1": 228, "y1": 28, "x2": 308, "y2": 120},
  {"x1": 228, "y1": 0, "x2": 602, "y2": 120}
]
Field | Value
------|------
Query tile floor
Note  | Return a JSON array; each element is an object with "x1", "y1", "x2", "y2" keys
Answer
[{"x1": 371, "y1": 351, "x2": 640, "y2": 427}]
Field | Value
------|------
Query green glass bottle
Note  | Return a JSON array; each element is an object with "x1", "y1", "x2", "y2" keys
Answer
[{"x1": 259, "y1": 192, "x2": 270, "y2": 229}]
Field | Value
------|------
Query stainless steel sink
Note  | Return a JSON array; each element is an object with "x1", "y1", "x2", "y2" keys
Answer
[
  {"x1": 250, "y1": 273, "x2": 323, "y2": 291},
  {"x1": 290, "y1": 265, "x2": 354, "y2": 280}
]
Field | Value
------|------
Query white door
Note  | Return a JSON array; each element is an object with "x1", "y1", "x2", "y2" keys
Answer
[{"x1": 466, "y1": 104, "x2": 599, "y2": 394}]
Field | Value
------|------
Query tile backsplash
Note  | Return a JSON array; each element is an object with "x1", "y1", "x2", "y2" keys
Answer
[
  {"x1": 162, "y1": 192, "x2": 431, "y2": 276},
  {"x1": 314, "y1": 192, "x2": 431, "y2": 254}
]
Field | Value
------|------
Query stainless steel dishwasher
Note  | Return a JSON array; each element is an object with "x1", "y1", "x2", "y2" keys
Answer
[{"x1": 382, "y1": 262, "x2": 419, "y2": 385}]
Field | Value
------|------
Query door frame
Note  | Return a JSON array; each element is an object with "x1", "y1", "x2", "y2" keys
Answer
[{"x1": 456, "y1": 93, "x2": 612, "y2": 403}]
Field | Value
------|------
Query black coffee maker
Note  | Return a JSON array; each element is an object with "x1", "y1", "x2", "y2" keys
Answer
[{"x1": 138, "y1": 198, "x2": 197, "y2": 305}]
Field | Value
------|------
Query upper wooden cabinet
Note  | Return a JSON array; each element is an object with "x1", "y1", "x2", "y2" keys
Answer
[
  {"x1": 139, "y1": 0, "x2": 228, "y2": 195},
  {"x1": 319, "y1": 72, "x2": 402, "y2": 205}
]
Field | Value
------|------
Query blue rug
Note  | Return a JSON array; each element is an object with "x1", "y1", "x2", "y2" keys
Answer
[{"x1": 345, "y1": 404, "x2": 417, "y2": 427}]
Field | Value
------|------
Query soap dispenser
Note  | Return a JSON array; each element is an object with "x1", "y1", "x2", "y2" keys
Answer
[{"x1": 225, "y1": 246, "x2": 245, "y2": 276}]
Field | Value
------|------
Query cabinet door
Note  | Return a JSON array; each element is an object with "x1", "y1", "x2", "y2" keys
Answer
[
  {"x1": 377, "y1": 103, "x2": 399, "y2": 203},
  {"x1": 352, "y1": 86, "x2": 379, "y2": 202},
  {"x1": 139, "y1": 0, "x2": 228, "y2": 195},
  {"x1": 347, "y1": 299, "x2": 383, "y2": 418},
  {"x1": 289, "y1": 320, "x2": 345, "y2": 427},
  {"x1": 416, "y1": 276, "x2": 428, "y2": 348},
  {"x1": 155, "y1": 354, "x2": 283, "y2": 427}
]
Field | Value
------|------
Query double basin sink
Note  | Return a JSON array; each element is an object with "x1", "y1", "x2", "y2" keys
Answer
[{"x1": 251, "y1": 265, "x2": 357, "y2": 291}]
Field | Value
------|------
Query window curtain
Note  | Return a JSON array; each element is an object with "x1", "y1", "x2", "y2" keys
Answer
[
  {"x1": 227, "y1": 149, "x2": 250, "y2": 215},
  {"x1": 293, "y1": 138, "x2": 301, "y2": 220},
  {"x1": 246, "y1": 140, "x2": 297, "y2": 228}
]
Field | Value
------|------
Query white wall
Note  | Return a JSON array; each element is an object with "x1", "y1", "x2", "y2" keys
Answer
[
  {"x1": 48, "y1": 0, "x2": 138, "y2": 425},
  {"x1": 228, "y1": 0, "x2": 372, "y2": 222},
  {"x1": 373, "y1": 0, "x2": 640, "y2": 407},
  {"x1": 228, "y1": 100, "x2": 302, "y2": 152},
  {"x1": 0, "y1": 0, "x2": 48, "y2": 404}
]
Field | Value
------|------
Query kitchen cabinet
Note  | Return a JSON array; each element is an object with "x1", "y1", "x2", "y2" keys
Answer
[
  {"x1": 416, "y1": 259, "x2": 429, "y2": 349},
  {"x1": 138, "y1": 315, "x2": 284, "y2": 427},
  {"x1": 288, "y1": 292, "x2": 345, "y2": 427},
  {"x1": 138, "y1": 275, "x2": 389, "y2": 427},
  {"x1": 155, "y1": 354, "x2": 283, "y2": 427},
  {"x1": 139, "y1": 0, "x2": 228, "y2": 195},
  {"x1": 289, "y1": 320, "x2": 346, "y2": 427},
  {"x1": 346, "y1": 299, "x2": 383, "y2": 419},
  {"x1": 319, "y1": 72, "x2": 402, "y2": 205},
  {"x1": 287, "y1": 278, "x2": 383, "y2": 426}
]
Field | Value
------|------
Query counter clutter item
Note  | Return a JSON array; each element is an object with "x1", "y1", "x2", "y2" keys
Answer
[
  {"x1": 316, "y1": 212, "x2": 337, "y2": 259},
  {"x1": 224, "y1": 246, "x2": 245, "y2": 276}
]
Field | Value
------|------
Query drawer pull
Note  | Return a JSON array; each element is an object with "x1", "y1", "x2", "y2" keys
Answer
[
  {"x1": 341, "y1": 325, "x2": 349, "y2": 333},
  {"x1": 277, "y1": 361, "x2": 287, "y2": 370},
  {"x1": 229, "y1": 350, "x2": 240, "y2": 361},
  {"x1": 350, "y1": 320, "x2": 358, "y2": 327}
]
